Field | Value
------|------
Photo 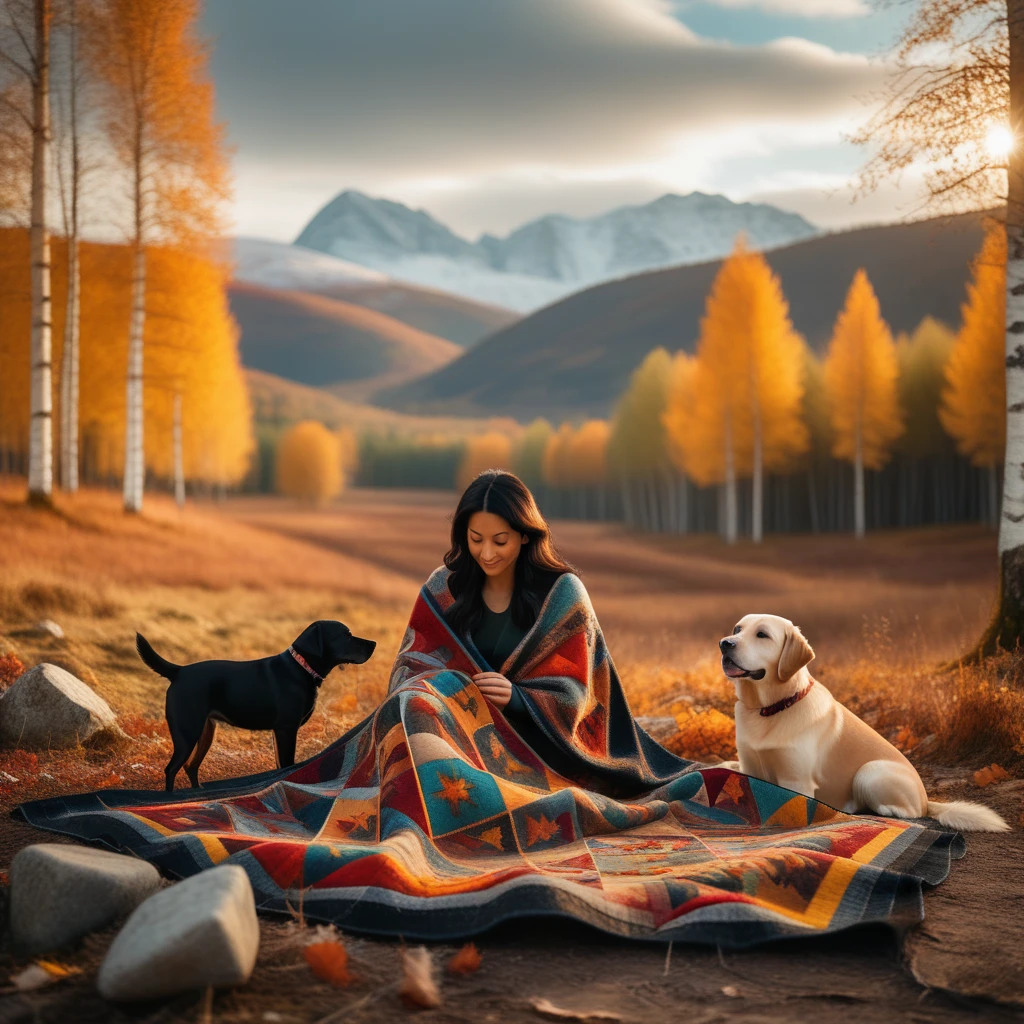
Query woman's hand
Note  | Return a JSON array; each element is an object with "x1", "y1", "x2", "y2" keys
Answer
[{"x1": 472, "y1": 671, "x2": 512, "y2": 708}]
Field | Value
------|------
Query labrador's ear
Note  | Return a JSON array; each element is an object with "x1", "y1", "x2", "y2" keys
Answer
[
  {"x1": 296, "y1": 621, "x2": 326, "y2": 659},
  {"x1": 777, "y1": 624, "x2": 814, "y2": 682}
]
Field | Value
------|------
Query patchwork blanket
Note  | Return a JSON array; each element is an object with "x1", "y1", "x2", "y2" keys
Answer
[{"x1": 17, "y1": 567, "x2": 963, "y2": 946}]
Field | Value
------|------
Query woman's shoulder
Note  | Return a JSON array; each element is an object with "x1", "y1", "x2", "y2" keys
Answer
[{"x1": 538, "y1": 569, "x2": 587, "y2": 603}]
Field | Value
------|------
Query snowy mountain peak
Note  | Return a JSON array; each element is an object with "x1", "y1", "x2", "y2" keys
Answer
[{"x1": 293, "y1": 190, "x2": 820, "y2": 313}]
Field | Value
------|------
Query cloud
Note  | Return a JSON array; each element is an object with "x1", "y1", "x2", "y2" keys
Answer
[
  {"x1": 203, "y1": 0, "x2": 890, "y2": 237},
  {"x1": 702, "y1": 0, "x2": 870, "y2": 17}
]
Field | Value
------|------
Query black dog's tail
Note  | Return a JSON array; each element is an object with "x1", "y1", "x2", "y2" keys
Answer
[{"x1": 135, "y1": 633, "x2": 182, "y2": 682}]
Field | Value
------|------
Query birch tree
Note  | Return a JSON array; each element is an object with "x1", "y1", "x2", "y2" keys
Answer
[
  {"x1": 852, "y1": 0, "x2": 1023, "y2": 649},
  {"x1": 85, "y1": 0, "x2": 228, "y2": 513},
  {"x1": 1, "y1": 0, "x2": 53, "y2": 504}
]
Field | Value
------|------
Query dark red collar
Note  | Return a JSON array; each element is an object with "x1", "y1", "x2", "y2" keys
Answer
[
  {"x1": 759, "y1": 678, "x2": 814, "y2": 717},
  {"x1": 288, "y1": 646, "x2": 323, "y2": 685}
]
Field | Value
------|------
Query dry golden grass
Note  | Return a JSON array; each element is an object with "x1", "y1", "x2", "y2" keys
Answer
[{"x1": 0, "y1": 477, "x2": 1020, "y2": 810}]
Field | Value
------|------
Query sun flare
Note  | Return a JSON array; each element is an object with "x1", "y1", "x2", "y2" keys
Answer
[{"x1": 985, "y1": 124, "x2": 1015, "y2": 160}]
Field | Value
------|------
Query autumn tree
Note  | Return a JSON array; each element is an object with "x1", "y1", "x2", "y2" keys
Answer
[
  {"x1": 541, "y1": 423, "x2": 575, "y2": 491},
  {"x1": 663, "y1": 239, "x2": 808, "y2": 543},
  {"x1": 941, "y1": 223, "x2": 1007, "y2": 523},
  {"x1": 1, "y1": 0, "x2": 54, "y2": 504},
  {"x1": 513, "y1": 417, "x2": 553, "y2": 493},
  {"x1": 85, "y1": 0, "x2": 229, "y2": 512},
  {"x1": 456, "y1": 431, "x2": 512, "y2": 491},
  {"x1": 823, "y1": 269, "x2": 904, "y2": 538},
  {"x1": 608, "y1": 347, "x2": 681, "y2": 531},
  {"x1": 276, "y1": 421, "x2": 342, "y2": 504},
  {"x1": 852, "y1": 0, "x2": 1022, "y2": 650}
]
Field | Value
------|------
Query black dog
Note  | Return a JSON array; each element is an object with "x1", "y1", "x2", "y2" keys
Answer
[{"x1": 136, "y1": 621, "x2": 376, "y2": 791}]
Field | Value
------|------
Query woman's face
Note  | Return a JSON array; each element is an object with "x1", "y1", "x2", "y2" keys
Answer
[{"x1": 467, "y1": 511, "x2": 528, "y2": 578}]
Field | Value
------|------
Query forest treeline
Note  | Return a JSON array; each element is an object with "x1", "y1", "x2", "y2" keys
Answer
[{"x1": 257, "y1": 225, "x2": 1004, "y2": 540}]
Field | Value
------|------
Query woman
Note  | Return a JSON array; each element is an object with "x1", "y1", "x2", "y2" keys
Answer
[
  {"x1": 17, "y1": 472, "x2": 961, "y2": 947},
  {"x1": 389, "y1": 469, "x2": 692, "y2": 797}
]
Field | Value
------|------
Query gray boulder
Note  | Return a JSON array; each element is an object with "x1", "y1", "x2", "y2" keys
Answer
[
  {"x1": 635, "y1": 715, "x2": 679, "y2": 742},
  {"x1": 0, "y1": 663, "x2": 118, "y2": 749},
  {"x1": 97, "y1": 864, "x2": 260, "y2": 1001},
  {"x1": 10, "y1": 844, "x2": 161, "y2": 953},
  {"x1": 35, "y1": 619, "x2": 64, "y2": 639}
]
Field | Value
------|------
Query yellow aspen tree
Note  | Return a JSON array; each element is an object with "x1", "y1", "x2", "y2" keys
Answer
[
  {"x1": 664, "y1": 238, "x2": 807, "y2": 543},
  {"x1": 568, "y1": 419, "x2": 610, "y2": 518},
  {"x1": 85, "y1": 0, "x2": 230, "y2": 513},
  {"x1": 513, "y1": 417, "x2": 553, "y2": 491},
  {"x1": 898, "y1": 317, "x2": 956, "y2": 459},
  {"x1": 276, "y1": 420, "x2": 342, "y2": 504},
  {"x1": 609, "y1": 347, "x2": 678, "y2": 531},
  {"x1": 940, "y1": 224, "x2": 1006, "y2": 523},
  {"x1": 456, "y1": 431, "x2": 512, "y2": 491},
  {"x1": 541, "y1": 423, "x2": 575, "y2": 490},
  {"x1": 823, "y1": 268, "x2": 904, "y2": 538}
]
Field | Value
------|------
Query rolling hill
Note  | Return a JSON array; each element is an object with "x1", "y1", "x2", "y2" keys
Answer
[
  {"x1": 232, "y1": 237, "x2": 518, "y2": 348},
  {"x1": 228, "y1": 282, "x2": 461, "y2": 401},
  {"x1": 245, "y1": 367, "x2": 520, "y2": 436},
  {"x1": 376, "y1": 210, "x2": 994, "y2": 421}
]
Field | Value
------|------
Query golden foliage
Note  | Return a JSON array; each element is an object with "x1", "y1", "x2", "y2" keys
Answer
[
  {"x1": 608, "y1": 348, "x2": 674, "y2": 479},
  {"x1": 541, "y1": 422, "x2": 575, "y2": 487},
  {"x1": 823, "y1": 269, "x2": 904, "y2": 470},
  {"x1": 896, "y1": 317, "x2": 956, "y2": 458},
  {"x1": 275, "y1": 421, "x2": 344, "y2": 503},
  {"x1": 940, "y1": 223, "x2": 1007, "y2": 467},
  {"x1": 567, "y1": 420, "x2": 610, "y2": 487},
  {"x1": 663, "y1": 237, "x2": 808, "y2": 485},
  {"x1": 85, "y1": 0, "x2": 230, "y2": 248},
  {"x1": 456, "y1": 431, "x2": 513, "y2": 491},
  {"x1": 513, "y1": 417, "x2": 553, "y2": 489},
  {"x1": 0, "y1": 228, "x2": 252, "y2": 483}
]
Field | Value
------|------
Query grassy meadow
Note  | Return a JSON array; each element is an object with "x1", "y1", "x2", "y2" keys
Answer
[{"x1": 0, "y1": 478, "x2": 1020, "y2": 816}]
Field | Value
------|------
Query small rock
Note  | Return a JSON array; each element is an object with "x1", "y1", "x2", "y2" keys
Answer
[
  {"x1": 10, "y1": 844, "x2": 161, "y2": 953},
  {"x1": 35, "y1": 619, "x2": 64, "y2": 639},
  {"x1": 0, "y1": 663, "x2": 118, "y2": 749},
  {"x1": 97, "y1": 864, "x2": 259, "y2": 1001},
  {"x1": 635, "y1": 716, "x2": 679, "y2": 742}
]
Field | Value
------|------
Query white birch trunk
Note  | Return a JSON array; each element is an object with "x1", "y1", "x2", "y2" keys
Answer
[
  {"x1": 173, "y1": 392, "x2": 184, "y2": 508},
  {"x1": 854, "y1": 426, "x2": 865, "y2": 539},
  {"x1": 123, "y1": 243, "x2": 145, "y2": 512},
  {"x1": 724, "y1": 416, "x2": 737, "y2": 544},
  {"x1": 752, "y1": 421, "x2": 763, "y2": 543},
  {"x1": 28, "y1": 0, "x2": 52, "y2": 503},
  {"x1": 60, "y1": 237, "x2": 80, "y2": 491},
  {"x1": 1002, "y1": 245, "x2": 1024, "y2": 558}
]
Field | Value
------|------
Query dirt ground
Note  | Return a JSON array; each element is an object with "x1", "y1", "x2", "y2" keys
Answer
[{"x1": 0, "y1": 484, "x2": 1021, "y2": 1022}]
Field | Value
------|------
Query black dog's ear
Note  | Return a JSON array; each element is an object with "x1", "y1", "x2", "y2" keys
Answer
[{"x1": 295, "y1": 621, "x2": 326, "y2": 659}]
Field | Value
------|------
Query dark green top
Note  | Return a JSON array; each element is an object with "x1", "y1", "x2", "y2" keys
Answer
[
  {"x1": 472, "y1": 603, "x2": 529, "y2": 716},
  {"x1": 470, "y1": 596, "x2": 579, "y2": 777}
]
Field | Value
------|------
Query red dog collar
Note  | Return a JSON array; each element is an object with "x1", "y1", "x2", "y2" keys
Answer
[
  {"x1": 760, "y1": 678, "x2": 814, "y2": 717},
  {"x1": 288, "y1": 645, "x2": 323, "y2": 684}
]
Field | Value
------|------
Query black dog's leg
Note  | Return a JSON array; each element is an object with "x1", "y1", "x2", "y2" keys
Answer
[
  {"x1": 165, "y1": 715, "x2": 204, "y2": 792},
  {"x1": 185, "y1": 719, "x2": 216, "y2": 788},
  {"x1": 272, "y1": 727, "x2": 298, "y2": 769}
]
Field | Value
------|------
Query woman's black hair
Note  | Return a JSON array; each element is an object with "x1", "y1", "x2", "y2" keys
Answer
[{"x1": 443, "y1": 470, "x2": 576, "y2": 639}]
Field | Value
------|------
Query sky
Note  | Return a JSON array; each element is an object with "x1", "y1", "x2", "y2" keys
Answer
[{"x1": 200, "y1": 0, "x2": 931, "y2": 243}]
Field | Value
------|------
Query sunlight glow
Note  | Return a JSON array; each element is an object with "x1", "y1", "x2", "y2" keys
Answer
[{"x1": 985, "y1": 124, "x2": 1015, "y2": 160}]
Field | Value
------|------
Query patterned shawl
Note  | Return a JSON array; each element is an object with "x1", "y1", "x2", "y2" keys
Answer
[{"x1": 16, "y1": 566, "x2": 963, "y2": 946}]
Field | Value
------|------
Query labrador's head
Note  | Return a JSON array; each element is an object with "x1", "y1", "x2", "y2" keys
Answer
[
  {"x1": 719, "y1": 614, "x2": 814, "y2": 684},
  {"x1": 295, "y1": 620, "x2": 376, "y2": 671}
]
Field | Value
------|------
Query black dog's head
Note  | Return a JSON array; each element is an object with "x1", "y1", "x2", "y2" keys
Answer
[{"x1": 293, "y1": 620, "x2": 376, "y2": 675}]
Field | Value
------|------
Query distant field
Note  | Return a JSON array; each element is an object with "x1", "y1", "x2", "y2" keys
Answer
[{"x1": 0, "y1": 480, "x2": 1018, "y2": 805}]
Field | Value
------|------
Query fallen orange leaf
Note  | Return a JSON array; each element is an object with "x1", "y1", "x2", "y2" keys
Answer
[
  {"x1": 304, "y1": 940, "x2": 354, "y2": 987},
  {"x1": 974, "y1": 764, "x2": 1010, "y2": 787},
  {"x1": 447, "y1": 942, "x2": 482, "y2": 975}
]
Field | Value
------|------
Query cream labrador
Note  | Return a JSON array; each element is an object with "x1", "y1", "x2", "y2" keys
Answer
[{"x1": 718, "y1": 613, "x2": 1008, "y2": 832}]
